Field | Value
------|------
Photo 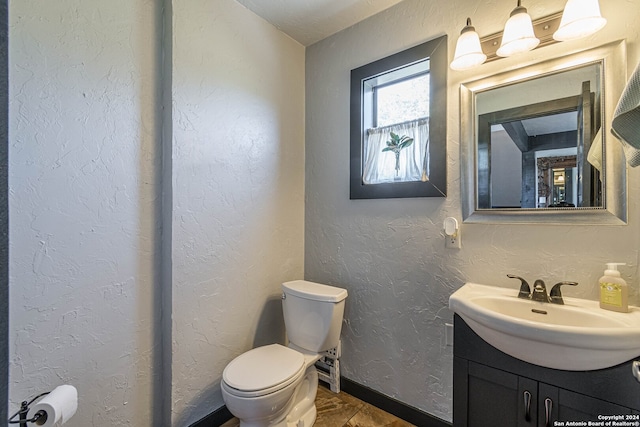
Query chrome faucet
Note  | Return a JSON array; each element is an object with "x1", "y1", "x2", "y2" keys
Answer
[{"x1": 508, "y1": 275, "x2": 578, "y2": 304}]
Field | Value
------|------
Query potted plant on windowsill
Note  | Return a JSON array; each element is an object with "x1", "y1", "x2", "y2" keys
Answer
[{"x1": 382, "y1": 132, "x2": 414, "y2": 179}]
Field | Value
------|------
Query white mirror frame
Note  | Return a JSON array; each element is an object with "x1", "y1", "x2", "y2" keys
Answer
[{"x1": 460, "y1": 40, "x2": 627, "y2": 225}]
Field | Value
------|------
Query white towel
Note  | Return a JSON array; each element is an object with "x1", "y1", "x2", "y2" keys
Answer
[
  {"x1": 611, "y1": 61, "x2": 640, "y2": 167},
  {"x1": 587, "y1": 127, "x2": 603, "y2": 173}
]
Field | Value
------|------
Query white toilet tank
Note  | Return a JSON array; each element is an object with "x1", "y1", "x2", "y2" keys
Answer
[{"x1": 282, "y1": 280, "x2": 348, "y2": 353}]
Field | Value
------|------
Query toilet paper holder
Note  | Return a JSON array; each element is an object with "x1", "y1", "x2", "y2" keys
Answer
[{"x1": 8, "y1": 391, "x2": 50, "y2": 426}]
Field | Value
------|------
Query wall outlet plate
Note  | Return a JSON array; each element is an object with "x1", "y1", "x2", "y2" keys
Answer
[
  {"x1": 445, "y1": 323, "x2": 453, "y2": 346},
  {"x1": 446, "y1": 233, "x2": 461, "y2": 249}
]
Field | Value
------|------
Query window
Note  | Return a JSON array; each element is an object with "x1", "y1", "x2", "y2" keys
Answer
[
  {"x1": 362, "y1": 62, "x2": 430, "y2": 185},
  {"x1": 375, "y1": 72, "x2": 429, "y2": 127},
  {"x1": 350, "y1": 35, "x2": 447, "y2": 199}
]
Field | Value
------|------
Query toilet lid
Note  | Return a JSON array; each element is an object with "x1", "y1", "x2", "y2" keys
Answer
[{"x1": 223, "y1": 344, "x2": 305, "y2": 392}]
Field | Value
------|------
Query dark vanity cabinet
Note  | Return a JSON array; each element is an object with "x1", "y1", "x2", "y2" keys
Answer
[{"x1": 453, "y1": 315, "x2": 640, "y2": 427}]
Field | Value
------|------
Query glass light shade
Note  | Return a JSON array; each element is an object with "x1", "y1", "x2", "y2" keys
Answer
[
  {"x1": 496, "y1": 6, "x2": 540, "y2": 57},
  {"x1": 450, "y1": 21, "x2": 487, "y2": 71},
  {"x1": 553, "y1": 0, "x2": 606, "y2": 41}
]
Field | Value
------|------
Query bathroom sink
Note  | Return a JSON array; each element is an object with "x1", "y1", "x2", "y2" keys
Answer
[{"x1": 449, "y1": 282, "x2": 640, "y2": 371}]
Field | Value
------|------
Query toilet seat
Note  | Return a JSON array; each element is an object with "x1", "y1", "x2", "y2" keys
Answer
[{"x1": 222, "y1": 344, "x2": 305, "y2": 398}]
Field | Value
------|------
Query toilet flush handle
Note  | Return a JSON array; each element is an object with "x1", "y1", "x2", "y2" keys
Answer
[{"x1": 281, "y1": 293, "x2": 286, "y2": 300}]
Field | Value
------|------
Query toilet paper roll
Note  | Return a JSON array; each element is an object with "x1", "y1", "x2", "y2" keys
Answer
[{"x1": 27, "y1": 385, "x2": 78, "y2": 426}]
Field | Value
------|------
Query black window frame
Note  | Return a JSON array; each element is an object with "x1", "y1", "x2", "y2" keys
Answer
[{"x1": 350, "y1": 35, "x2": 447, "y2": 199}]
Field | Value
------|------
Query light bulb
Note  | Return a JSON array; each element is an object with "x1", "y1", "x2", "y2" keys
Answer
[
  {"x1": 553, "y1": 0, "x2": 606, "y2": 41},
  {"x1": 496, "y1": 1, "x2": 540, "y2": 57},
  {"x1": 451, "y1": 18, "x2": 487, "y2": 70}
]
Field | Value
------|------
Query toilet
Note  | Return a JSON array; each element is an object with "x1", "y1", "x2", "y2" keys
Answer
[{"x1": 221, "y1": 280, "x2": 348, "y2": 427}]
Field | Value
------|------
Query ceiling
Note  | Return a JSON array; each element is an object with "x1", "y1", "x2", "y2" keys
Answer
[
  {"x1": 235, "y1": 0, "x2": 405, "y2": 46},
  {"x1": 521, "y1": 111, "x2": 578, "y2": 136}
]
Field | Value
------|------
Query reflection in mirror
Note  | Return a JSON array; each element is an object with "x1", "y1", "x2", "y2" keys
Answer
[
  {"x1": 476, "y1": 63, "x2": 602, "y2": 209},
  {"x1": 460, "y1": 40, "x2": 627, "y2": 224}
]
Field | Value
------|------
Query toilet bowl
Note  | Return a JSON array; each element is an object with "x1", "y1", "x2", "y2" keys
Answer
[
  {"x1": 221, "y1": 280, "x2": 348, "y2": 427},
  {"x1": 221, "y1": 344, "x2": 320, "y2": 427}
]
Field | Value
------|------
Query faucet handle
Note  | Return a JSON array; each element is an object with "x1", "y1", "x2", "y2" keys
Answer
[
  {"x1": 549, "y1": 281, "x2": 578, "y2": 305},
  {"x1": 507, "y1": 274, "x2": 531, "y2": 299}
]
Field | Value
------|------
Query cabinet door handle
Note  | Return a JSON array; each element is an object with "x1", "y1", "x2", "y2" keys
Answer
[
  {"x1": 545, "y1": 398, "x2": 553, "y2": 427},
  {"x1": 523, "y1": 390, "x2": 532, "y2": 422}
]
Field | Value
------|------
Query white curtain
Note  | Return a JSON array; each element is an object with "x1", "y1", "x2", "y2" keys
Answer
[{"x1": 363, "y1": 118, "x2": 430, "y2": 184}]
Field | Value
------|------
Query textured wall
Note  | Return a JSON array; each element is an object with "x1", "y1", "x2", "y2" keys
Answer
[
  {"x1": 9, "y1": 0, "x2": 163, "y2": 425},
  {"x1": 171, "y1": 1, "x2": 305, "y2": 425},
  {"x1": 305, "y1": 0, "x2": 640, "y2": 422}
]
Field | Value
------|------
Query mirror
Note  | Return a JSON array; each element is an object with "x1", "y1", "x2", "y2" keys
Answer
[
  {"x1": 477, "y1": 63, "x2": 602, "y2": 209},
  {"x1": 461, "y1": 40, "x2": 627, "y2": 224}
]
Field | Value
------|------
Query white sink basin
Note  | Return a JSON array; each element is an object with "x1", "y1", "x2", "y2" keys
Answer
[{"x1": 449, "y1": 282, "x2": 640, "y2": 371}]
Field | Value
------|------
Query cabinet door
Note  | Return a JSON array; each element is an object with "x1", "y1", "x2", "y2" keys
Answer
[
  {"x1": 538, "y1": 383, "x2": 632, "y2": 426},
  {"x1": 465, "y1": 361, "x2": 536, "y2": 427}
]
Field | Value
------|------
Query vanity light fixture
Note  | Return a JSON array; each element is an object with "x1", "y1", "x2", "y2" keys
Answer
[
  {"x1": 450, "y1": 0, "x2": 607, "y2": 70},
  {"x1": 451, "y1": 18, "x2": 487, "y2": 71},
  {"x1": 553, "y1": 0, "x2": 607, "y2": 41},
  {"x1": 496, "y1": 0, "x2": 539, "y2": 57}
]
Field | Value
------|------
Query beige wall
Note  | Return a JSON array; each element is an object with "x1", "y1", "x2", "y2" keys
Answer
[
  {"x1": 9, "y1": 0, "x2": 163, "y2": 425},
  {"x1": 171, "y1": 0, "x2": 305, "y2": 425},
  {"x1": 305, "y1": 0, "x2": 640, "y2": 421},
  {"x1": 9, "y1": 0, "x2": 305, "y2": 425}
]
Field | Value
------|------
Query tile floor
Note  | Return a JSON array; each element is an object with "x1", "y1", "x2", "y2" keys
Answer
[{"x1": 221, "y1": 384, "x2": 415, "y2": 427}]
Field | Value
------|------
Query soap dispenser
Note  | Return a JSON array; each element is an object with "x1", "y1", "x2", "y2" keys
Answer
[{"x1": 599, "y1": 263, "x2": 629, "y2": 313}]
